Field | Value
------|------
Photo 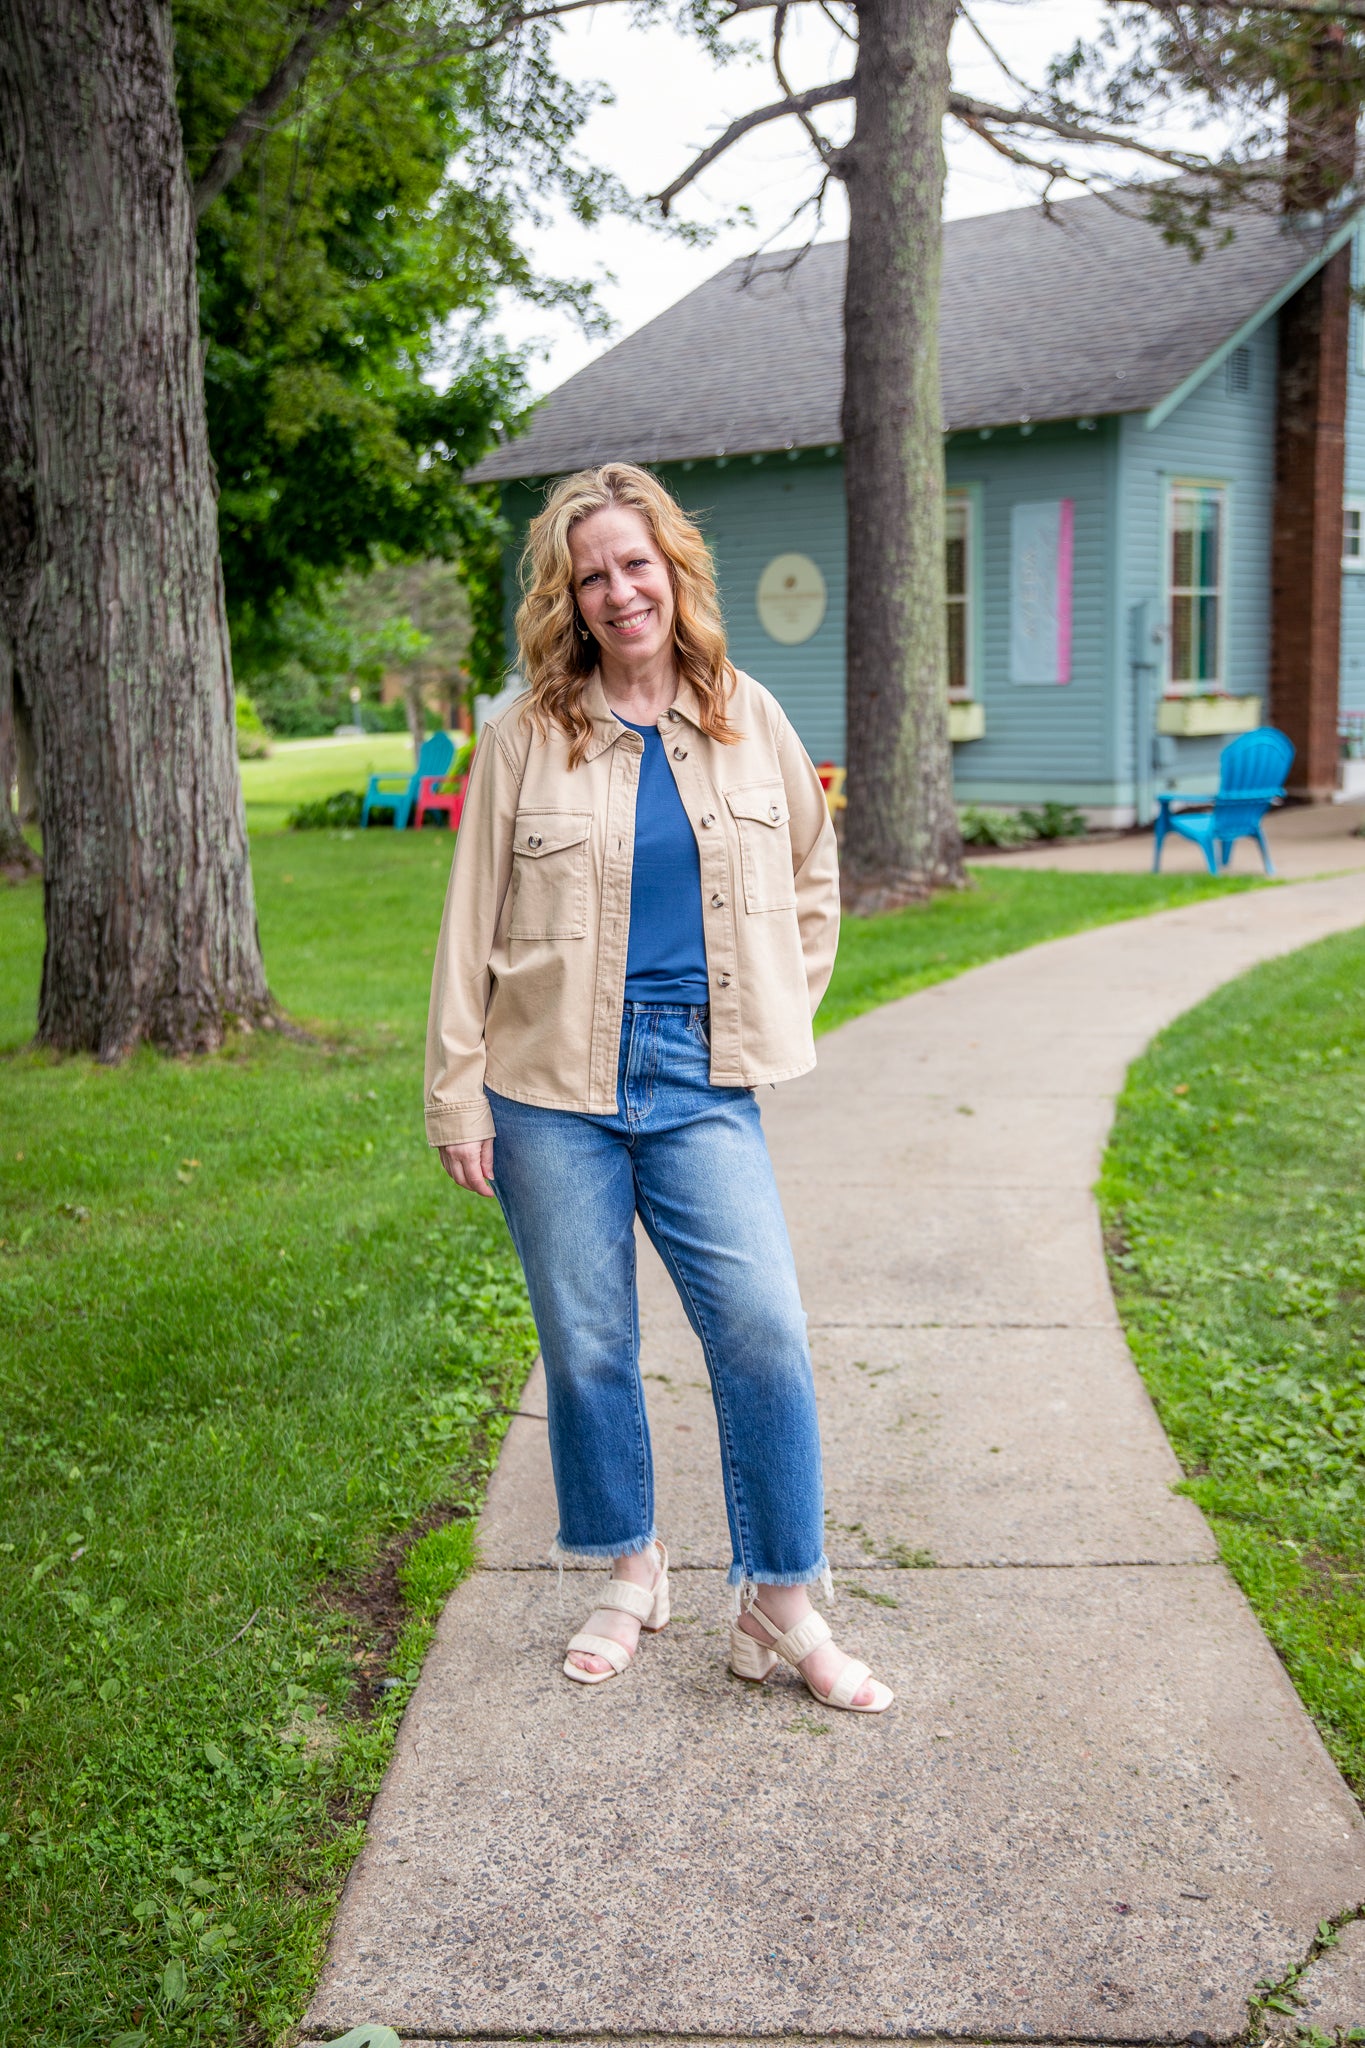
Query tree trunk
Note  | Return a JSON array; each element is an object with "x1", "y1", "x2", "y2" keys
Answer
[
  {"x1": 405, "y1": 674, "x2": 427, "y2": 768},
  {"x1": 0, "y1": 636, "x2": 41, "y2": 878},
  {"x1": 840, "y1": 0, "x2": 964, "y2": 910},
  {"x1": 0, "y1": 0, "x2": 271, "y2": 1057}
]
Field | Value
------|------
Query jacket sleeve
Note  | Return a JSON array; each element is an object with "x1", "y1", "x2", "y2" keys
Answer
[
  {"x1": 423, "y1": 720, "x2": 520, "y2": 1146},
  {"x1": 775, "y1": 708, "x2": 841, "y2": 1017}
]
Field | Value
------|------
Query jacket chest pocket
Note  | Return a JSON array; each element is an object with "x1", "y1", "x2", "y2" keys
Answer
[
  {"x1": 725, "y1": 783, "x2": 796, "y2": 913},
  {"x1": 509, "y1": 811, "x2": 593, "y2": 939}
]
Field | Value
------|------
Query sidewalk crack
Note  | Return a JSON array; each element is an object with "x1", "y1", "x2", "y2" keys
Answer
[{"x1": 1247, "y1": 1902, "x2": 1365, "y2": 2044}]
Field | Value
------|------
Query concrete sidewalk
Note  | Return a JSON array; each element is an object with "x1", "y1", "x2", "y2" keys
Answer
[
  {"x1": 306, "y1": 875, "x2": 1365, "y2": 2046},
  {"x1": 987, "y1": 794, "x2": 1365, "y2": 879}
]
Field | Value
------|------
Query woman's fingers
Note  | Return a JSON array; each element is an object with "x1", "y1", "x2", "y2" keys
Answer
[{"x1": 439, "y1": 1140, "x2": 495, "y2": 1198}]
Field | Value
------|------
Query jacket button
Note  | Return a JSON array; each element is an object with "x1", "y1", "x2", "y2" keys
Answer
[
  {"x1": 717, "y1": 972, "x2": 731, "y2": 988},
  {"x1": 700, "y1": 812, "x2": 715, "y2": 827},
  {"x1": 769, "y1": 803, "x2": 781, "y2": 821},
  {"x1": 673, "y1": 745, "x2": 687, "y2": 760},
  {"x1": 668, "y1": 707, "x2": 680, "y2": 721},
  {"x1": 527, "y1": 834, "x2": 543, "y2": 849},
  {"x1": 711, "y1": 893, "x2": 725, "y2": 908}
]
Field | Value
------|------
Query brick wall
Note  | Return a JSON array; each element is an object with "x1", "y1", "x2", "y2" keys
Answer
[{"x1": 1270, "y1": 245, "x2": 1351, "y2": 798}]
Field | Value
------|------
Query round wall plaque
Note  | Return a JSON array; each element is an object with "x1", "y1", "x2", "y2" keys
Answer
[{"x1": 756, "y1": 553, "x2": 827, "y2": 645}]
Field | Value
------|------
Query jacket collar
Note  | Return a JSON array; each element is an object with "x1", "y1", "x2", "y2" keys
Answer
[{"x1": 579, "y1": 670, "x2": 704, "y2": 760}]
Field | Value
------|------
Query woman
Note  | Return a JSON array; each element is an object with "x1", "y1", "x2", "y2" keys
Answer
[{"x1": 425, "y1": 462, "x2": 892, "y2": 1714}]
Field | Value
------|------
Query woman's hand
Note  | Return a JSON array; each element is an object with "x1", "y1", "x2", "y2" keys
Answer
[{"x1": 438, "y1": 1138, "x2": 495, "y2": 1198}]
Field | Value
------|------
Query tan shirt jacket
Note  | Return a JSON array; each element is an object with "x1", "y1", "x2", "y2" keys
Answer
[{"x1": 424, "y1": 668, "x2": 840, "y2": 1147}]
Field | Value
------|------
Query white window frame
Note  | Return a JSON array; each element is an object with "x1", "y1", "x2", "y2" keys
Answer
[
  {"x1": 1344, "y1": 497, "x2": 1365, "y2": 571},
  {"x1": 1165, "y1": 480, "x2": 1229, "y2": 696},
  {"x1": 945, "y1": 489, "x2": 976, "y2": 700}
]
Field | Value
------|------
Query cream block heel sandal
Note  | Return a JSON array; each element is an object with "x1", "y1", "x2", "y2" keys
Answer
[
  {"x1": 729, "y1": 1603, "x2": 894, "y2": 1714},
  {"x1": 563, "y1": 1541, "x2": 669, "y2": 1685}
]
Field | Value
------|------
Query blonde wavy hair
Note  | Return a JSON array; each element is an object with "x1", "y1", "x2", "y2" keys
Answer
[{"x1": 515, "y1": 462, "x2": 739, "y2": 767}]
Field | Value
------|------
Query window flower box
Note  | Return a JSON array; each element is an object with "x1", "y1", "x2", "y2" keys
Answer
[
  {"x1": 949, "y1": 700, "x2": 986, "y2": 742},
  {"x1": 1157, "y1": 694, "x2": 1262, "y2": 738}
]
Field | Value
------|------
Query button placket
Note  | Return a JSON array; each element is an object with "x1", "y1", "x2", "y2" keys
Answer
[{"x1": 591, "y1": 737, "x2": 638, "y2": 1107}]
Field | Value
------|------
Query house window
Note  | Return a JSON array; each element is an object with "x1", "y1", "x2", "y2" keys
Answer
[
  {"x1": 1168, "y1": 483, "x2": 1226, "y2": 693},
  {"x1": 945, "y1": 493, "x2": 973, "y2": 697},
  {"x1": 1345, "y1": 499, "x2": 1365, "y2": 569}
]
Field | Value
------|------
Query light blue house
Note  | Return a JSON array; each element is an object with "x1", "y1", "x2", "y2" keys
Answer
[{"x1": 472, "y1": 192, "x2": 1363, "y2": 819}]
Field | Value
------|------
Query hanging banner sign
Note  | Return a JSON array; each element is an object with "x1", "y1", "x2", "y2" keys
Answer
[{"x1": 1009, "y1": 498, "x2": 1074, "y2": 685}]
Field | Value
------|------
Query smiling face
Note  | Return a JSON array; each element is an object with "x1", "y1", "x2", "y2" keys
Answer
[{"x1": 568, "y1": 504, "x2": 676, "y2": 673}]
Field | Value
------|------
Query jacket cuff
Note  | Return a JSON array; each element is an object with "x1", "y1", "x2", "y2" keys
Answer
[{"x1": 425, "y1": 1098, "x2": 496, "y2": 1147}]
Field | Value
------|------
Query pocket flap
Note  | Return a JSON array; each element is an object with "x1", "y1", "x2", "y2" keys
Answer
[
  {"x1": 513, "y1": 811, "x2": 592, "y2": 857},
  {"x1": 725, "y1": 783, "x2": 790, "y2": 829}
]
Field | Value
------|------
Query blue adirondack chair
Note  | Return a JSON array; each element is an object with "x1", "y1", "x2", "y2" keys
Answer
[
  {"x1": 1152, "y1": 724, "x2": 1294, "y2": 876},
  {"x1": 361, "y1": 730, "x2": 455, "y2": 830}
]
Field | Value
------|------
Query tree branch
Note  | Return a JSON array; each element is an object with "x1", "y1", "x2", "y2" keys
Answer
[
  {"x1": 946, "y1": 88, "x2": 1252, "y2": 176},
  {"x1": 1179, "y1": 0, "x2": 1365, "y2": 21},
  {"x1": 773, "y1": 5, "x2": 837, "y2": 165},
  {"x1": 194, "y1": 0, "x2": 393, "y2": 220},
  {"x1": 652, "y1": 77, "x2": 855, "y2": 212}
]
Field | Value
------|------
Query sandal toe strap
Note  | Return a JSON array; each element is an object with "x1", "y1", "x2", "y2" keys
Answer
[
  {"x1": 823, "y1": 1657, "x2": 872, "y2": 1709},
  {"x1": 773, "y1": 1610, "x2": 832, "y2": 1666},
  {"x1": 566, "y1": 1631, "x2": 631, "y2": 1672},
  {"x1": 597, "y1": 1579, "x2": 655, "y2": 1622}
]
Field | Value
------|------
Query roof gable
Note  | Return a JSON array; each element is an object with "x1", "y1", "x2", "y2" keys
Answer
[{"x1": 471, "y1": 190, "x2": 1356, "y2": 481}]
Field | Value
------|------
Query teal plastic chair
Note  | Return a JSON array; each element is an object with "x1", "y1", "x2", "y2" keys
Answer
[
  {"x1": 1152, "y1": 725, "x2": 1294, "y2": 876},
  {"x1": 361, "y1": 731, "x2": 454, "y2": 830}
]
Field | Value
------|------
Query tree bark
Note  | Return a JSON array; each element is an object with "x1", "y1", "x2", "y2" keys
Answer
[
  {"x1": 0, "y1": 0, "x2": 271, "y2": 1057},
  {"x1": 0, "y1": 635, "x2": 41, "y2": 878},
  {"x1": 840, "y1": 0, "x2": 964, "y2": 910}
]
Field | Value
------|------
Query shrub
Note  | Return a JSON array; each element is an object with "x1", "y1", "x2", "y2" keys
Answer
[
  {"x1": 959, "y1": 804, "x2": 1035, "y2": 848},
  {"x1": 1018, "y1": 801, "x2": 1088, "y2": 841},
  {"x1": 234, "y1": 691, "x2": 273, "y2": 759},
  {"x1": 286, "y1": 788, "x2": 365, "y2": 831}
]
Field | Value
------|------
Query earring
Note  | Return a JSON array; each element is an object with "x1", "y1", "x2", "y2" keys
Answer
[{"x1": 576, "y1": 618, "x2": 591, "y2": 640}]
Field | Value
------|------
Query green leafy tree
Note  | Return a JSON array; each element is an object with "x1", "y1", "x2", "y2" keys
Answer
[
  {"x1": 0, "y1": 0, "x2": 622, "y2": 1054},
  {"x1": 176, "y1": 0, "x2": 612, "y2": 647}
]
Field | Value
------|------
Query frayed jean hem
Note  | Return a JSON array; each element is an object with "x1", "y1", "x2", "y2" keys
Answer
[
  {"x1": 550, "y1": 1529, "x2": 658, "y2": 1567},
  {"x1": 728, "y1": 1554, "x2": 831, "y2": 1593}
]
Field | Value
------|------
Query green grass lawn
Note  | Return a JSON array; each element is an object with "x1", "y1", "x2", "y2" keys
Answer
[
  {"x1": 0, "y1": 830, "x2": 1247, "y2": 2045},
  {"x1": 1101, "y1": 928, "x2": 1365, "y2": 1803},
  {"x1": 239, "y1": 734, "x2": 414, "y2": 833}
]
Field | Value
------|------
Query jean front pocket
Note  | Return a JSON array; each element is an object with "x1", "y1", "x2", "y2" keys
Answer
[
  {"x1": 684, "y1": 1005, "x2": 712, "y2": 1052},
  {"x1": 509, "y1": 810, "x2": 593, "y2": 939}
]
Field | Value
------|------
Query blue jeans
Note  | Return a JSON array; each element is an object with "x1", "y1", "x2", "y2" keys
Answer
[{"x1": 487, "y1": 1002, "x2": 826, "y2": 1589}]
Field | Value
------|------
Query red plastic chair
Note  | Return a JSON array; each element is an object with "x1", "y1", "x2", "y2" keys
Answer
[{"x1": 414, "y1": 773, "x2": 467, "y2": 830}]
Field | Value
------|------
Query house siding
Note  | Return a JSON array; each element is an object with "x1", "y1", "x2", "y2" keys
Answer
[
  {"x1": 492, "y1": 250, "x2": 1356, "y2": 805},
  {"x1": 668, "y1": 453, "x2": 847, "y2": 763},
  {"x1": 943, "y1": 420, "x2": 1117, "y2": 806},
  {"x1": 1116, "y1": 310, "x2": 1279, "y2": 801}
]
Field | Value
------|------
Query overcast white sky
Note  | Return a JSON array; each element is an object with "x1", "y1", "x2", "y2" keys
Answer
[{"x1": 491, "y1": 0, "x2": 1234, "y2": 393}]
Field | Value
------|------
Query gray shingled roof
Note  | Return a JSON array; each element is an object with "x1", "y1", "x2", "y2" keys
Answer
[{"x1": 470, "y1": 190, "x2": 1349, "y2": 481}]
